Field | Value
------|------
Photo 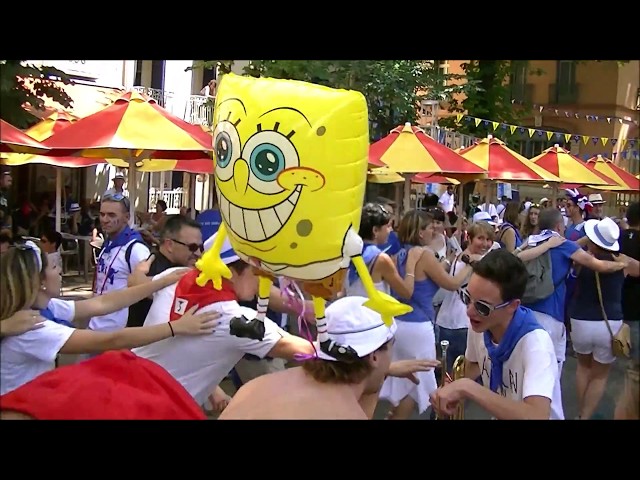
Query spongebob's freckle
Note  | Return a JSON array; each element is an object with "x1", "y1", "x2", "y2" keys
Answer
[
  {"x1": 316, "y1": 126, "x2": 326, "y2": 136},
  {"x1": 290, "y1": 242, "x2": 298, "y2": 249},
  {"x1": 296, "y1": 219, "x2": 313, "y2": 237}
]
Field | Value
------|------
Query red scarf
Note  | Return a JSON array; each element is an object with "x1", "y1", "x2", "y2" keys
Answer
[{"x1": 169, "y1": 269, "x2": 237, "y2": 322}]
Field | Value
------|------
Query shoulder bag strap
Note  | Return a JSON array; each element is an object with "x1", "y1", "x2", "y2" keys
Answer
[{"x1": 595, "y1": 272, "x2": 615, "y2": 340}]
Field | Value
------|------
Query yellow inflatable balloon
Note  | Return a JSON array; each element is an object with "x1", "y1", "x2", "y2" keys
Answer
[{"x1": 196, "y1": 73, "x2": 412, "y2": 361}]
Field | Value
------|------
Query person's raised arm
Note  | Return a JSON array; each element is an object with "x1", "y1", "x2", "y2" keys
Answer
[
  {"x1": 74, "y1": 267, "x2": 189, "y2": 322},
  {"x1": 59, "y1": 305, "x2": 220, "y2": 354},
  {"x1": 571, "y1": 249, "x2": 627, "y2": 274},
  {"x1": 377, "y1": 249, "x2": 420, "y2": 299},
  {"x1": 423, "y1": 251, "x2": 475, "y2": 291},
  {"x1": 516, "y1": 236, "x2": 565, "y2": 262}
]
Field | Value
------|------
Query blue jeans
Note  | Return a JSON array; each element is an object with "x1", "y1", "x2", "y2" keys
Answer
[{"x1": 435, "y1": 325, "x2": 468, "y2": 373}]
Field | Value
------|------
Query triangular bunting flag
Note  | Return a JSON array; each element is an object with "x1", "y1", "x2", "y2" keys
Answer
[
  {"x1": 600, "y1": 137, "x2": 608, "y2": 146},
  {"x1": 509, "y1": 125, "x2": 517, "y2": 134},
  {"x1": 582, "y1": 135, "x2": 589, "y2": 145},
  {"x1": 606, "y1": 117, "x2": 611, "y2": 124},
  {"x1": 611, "y1": 139, "x2": 617, "y2": 145},
  {"x1": 546, "y1": 131, "x2": 554, "y2": 141},
  {"x1": 592, "y1": 137, "x2": 599, "y2": 145},
  {"x1": 564, "y1": 133, "x2": 572, "y2": 143},
  {"x1": 528, "y1": 128, "x2": 535, "y2": 138},
  {"x1": 474, "y1": 118, "x2": 481, "y2": 127},
  {"x1": 455, "y1": 114, "x2": 463, "y2": 123},
  {"x1": 492, "y1": 121, "x2": 499, "y2": 130},
  {"x1": 620, "y1": 139, "x2": 627, "y2": 149}
]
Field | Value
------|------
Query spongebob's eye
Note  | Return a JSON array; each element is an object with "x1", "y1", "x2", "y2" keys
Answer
[
  {"x1": 212, "y1": 121, "x2": 241, "y2": 182},
  {"x1": 242, "y1": 130, "x2": 299, "y2": 195}
]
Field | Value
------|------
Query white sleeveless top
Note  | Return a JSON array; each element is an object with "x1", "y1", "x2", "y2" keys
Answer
[{"x1": 345, "y1": 252, "x2": 391, "y2": 297}]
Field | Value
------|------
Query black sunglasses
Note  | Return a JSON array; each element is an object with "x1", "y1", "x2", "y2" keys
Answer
[{"x1": 171, "y1": 238, "x2": 204, "y2": 253}]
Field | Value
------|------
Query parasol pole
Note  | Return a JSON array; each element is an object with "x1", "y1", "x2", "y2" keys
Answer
[
  {"x1": 403, "y1": 175, "x2": 412, "y2": 214},
  {"x1": 126, "y1": 150, "x2": 153, "y2": 227},
  {"x1": 55, "y1": 168, "x2": 62, "y2": 232}
]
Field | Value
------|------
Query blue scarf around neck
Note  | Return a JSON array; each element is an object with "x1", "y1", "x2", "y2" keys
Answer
[
  {"x1": 102, "y1": 225, "x2": 143, "y2": 254},
  {"x1": 39, "y1": 307, "x2": 75, "y2": 328},
  {"x1": 349, "y1": 243, "x2": 382, "y2": 285},
  {"x1": 483, "y1": 306, "x2": 543, "y2": 393}
]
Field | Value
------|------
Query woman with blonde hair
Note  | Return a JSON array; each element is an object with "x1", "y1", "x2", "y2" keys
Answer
[
  {"x1": 380, "y1": 210, "x2": 481, "y2": 420},
  {"x1": 0, "y1": 241, "x2": 219, "y2": 395}
]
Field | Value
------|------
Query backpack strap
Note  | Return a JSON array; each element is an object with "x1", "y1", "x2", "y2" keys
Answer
[{"x1": 124, "y1": 239, "x2": 147, "y2": 273}]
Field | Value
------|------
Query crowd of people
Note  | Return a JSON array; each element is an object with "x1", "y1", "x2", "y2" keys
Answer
[{"x1": 0, "y1": 163, "x2": 638, "y2": 420}]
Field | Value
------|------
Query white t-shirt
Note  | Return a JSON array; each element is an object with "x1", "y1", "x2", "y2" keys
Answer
[
  {"x1": 465, "y1": 327, "x2": 559, "y2": 419},
  {"x1": 439, "y1": 191, "x2": 455, "y2": 213},
  {"x1": 91, "y1": 238, "x2": 150, "y2": 332},
  {"x1": 132, "y1": 269, "x2": 289, "y2": 406},
  {"x1": 0, "y1": 299, "x2": 76, "y2": 395},
  {"x1": 435, "y1": 256, "x2": 470, "y2": 330},
  {"x1": 479, "y1": 203, "x2": 498, "y2": 218}
]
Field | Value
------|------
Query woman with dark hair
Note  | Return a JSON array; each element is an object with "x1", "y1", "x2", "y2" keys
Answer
[
  {"x1": 497, "y1": 201, "x2": 523, "y2": 252},
  {"x1": 345, "y1": 203, "x2": 420, "y2": 300}
]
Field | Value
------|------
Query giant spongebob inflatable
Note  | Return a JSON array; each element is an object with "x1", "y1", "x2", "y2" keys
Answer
[{"x1": 196, "y1": 73, "x2": 412, "y2": 361}]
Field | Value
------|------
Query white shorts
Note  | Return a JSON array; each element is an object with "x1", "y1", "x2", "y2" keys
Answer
[
  {"x1": 379, "y1": 321, "x2": 437, "y2": 414},
  {"x1": 570, "y1": 318, "x2": 623, "y2": 365}
]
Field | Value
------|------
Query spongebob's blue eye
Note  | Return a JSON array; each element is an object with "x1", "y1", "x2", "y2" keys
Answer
[
  {"x1": 215, "y1": 132, "x2": 233, "y2": 168},
  {"x1": 249, "y1": 143, "x2": 285, "y2": 182}
]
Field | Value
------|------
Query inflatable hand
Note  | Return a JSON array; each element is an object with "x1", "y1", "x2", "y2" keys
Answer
[
  {"x1": 363, "y1": 290, "x2": 413, "y2": 327},
  {"x1": 195, "y1": 249, "x2": 232, "y2": 290}
]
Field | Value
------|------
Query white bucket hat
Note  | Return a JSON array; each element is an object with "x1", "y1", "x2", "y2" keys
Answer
[
  {"x1": 316, "y1": 296, "x2": 397, "y2": 362},
  {"x1": 472, "y1": 211, "x2": 497, "y2": 226},
  {"x1": 584, "y1": 217, "x2": 620, "y2": 252},
  {"x1": 588, "y1": 193, "x2": 606, "y2": 204}
]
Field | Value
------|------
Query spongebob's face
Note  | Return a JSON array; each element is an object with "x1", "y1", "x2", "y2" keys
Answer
[{"x1": 213, "y1": 74, "x2": 369, "y2": 266}]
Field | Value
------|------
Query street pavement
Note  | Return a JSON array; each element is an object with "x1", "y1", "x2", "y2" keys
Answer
[{"x1": 58, "y1": 275, "x2": 630, "y2": 420}]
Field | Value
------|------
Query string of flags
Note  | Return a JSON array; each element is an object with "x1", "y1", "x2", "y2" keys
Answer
[
  {"x1": 509, "y1": 99, "x2": 639, "y2": 126},
  {"x1": 454, "y1": 114, "x2": 639, "y2": 162}
]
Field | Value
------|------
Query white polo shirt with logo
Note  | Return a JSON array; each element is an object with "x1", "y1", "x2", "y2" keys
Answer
[{"x1": 132, "y1": 268, "x2": 289, "y2": 406}]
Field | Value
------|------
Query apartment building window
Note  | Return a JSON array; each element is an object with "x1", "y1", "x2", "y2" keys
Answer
[
  {"x1": 551, "y1": 60, "x2": 578, "y2": 104},
  {"x1": 510, "y1": 63, "x2": 528, "y2": 103},
  {"x1": 134, "y1": 61, "x2": 142, "y2": 86}
]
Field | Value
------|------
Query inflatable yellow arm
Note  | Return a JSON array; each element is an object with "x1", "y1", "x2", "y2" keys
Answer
[
  {"x1": 350, "y1": 255, "x2": 413, "y2": 327},
  {"x1": 195, "y1": 223, "x2": 233, "y2": 290}
]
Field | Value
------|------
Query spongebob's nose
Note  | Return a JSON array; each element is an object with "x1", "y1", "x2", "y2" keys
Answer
[
  {"x1": 277, "y1": 167, "x2": 326, "y2": 192},
  {"x1": 233, "y1": 159, "x2": 250, "y2": 193}
]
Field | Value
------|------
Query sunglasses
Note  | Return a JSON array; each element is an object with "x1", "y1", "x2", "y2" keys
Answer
[
  {"x1": 459, "y1": 287, "x2": 511, "y2": 317},
  {"x1": 103, "y1": 193, "x2": 131, "y2": 210},
  {"x1": 171, "y1": 238, "x2": 204, "y2": 253}
]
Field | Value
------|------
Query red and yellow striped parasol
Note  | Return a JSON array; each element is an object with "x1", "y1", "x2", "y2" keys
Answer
[
  {"x1": 369, "y1": 123, "x2": 486, "y2": 181},
  {"x1": 368, "y1": 167, "x2": 459, "y2": 185},
  {"x1": 530, "y1": 144, "x2": 615, "y2": 187},
  {"x1": 585, "y1": 155, "x2": 640, "y2": 192},
  {"x1": 459, "y1": 135, "x2": 561, "y2": 182},
  {"x1": 2, "y1": 110, "x2": 106, "y2": 168},
  {"x1": 0, "y1": 119, "x2": 51, "y2": 155},
  {"x1": 42, "y1": 91, "x2": 213, "y2": 171}
]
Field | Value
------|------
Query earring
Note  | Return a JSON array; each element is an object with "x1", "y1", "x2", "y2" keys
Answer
[{"x1": 42, "y1": 286, "x2": 47, "y2": 291}]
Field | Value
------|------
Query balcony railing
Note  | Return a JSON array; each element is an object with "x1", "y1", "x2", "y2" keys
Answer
[
  {"x1": 132, "y1": 86, "x2": 214, "y2": 126},
  {"x1": 148, "y1": 188, "x2": 184, "y2": 214}
]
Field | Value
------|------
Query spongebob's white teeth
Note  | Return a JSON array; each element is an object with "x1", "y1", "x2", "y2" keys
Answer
[{"x1": 219, "y1": 185, "x2": 302, "y2": 242}]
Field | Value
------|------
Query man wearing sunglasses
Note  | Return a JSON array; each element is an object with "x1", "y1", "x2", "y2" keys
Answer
[
  {"x1": 91, "y1": 194, "x2": 150, "y2": 333},
  {"x1": 127, "y1": 215, "x2": 204, "y2": 328},
  {"x1": 429, "y1": 249, "x2": 560, "y2": 420}
]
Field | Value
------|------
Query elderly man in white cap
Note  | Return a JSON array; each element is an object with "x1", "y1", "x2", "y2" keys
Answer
[
  {"x1": 219, "y1": 296, "x2": 440, "y2": 420},
  {"x1": 103, "y1": 173, "x2": 126, "y2": 198},
  {"x1": 587, "y1": 193, "x2": 606, "y2": 220}
]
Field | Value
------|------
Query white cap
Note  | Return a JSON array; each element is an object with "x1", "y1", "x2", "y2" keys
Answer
[
  {"x1": 472, "y1": 211, "x2": 497, "y2": 226},
  {"x1": 540, "y1": 197, "x2": 549, "y2": 204},
  {"x1": 68, "y1": 203, "x2": 81, "y2": 212},
  {"x1": 316, "y1": 296, "x2": 397, "y2": 362},
  {"x1": 584, "y1": 217, "x2": 620, "y2": 252},
  {"x1": 203, "y1": 231, "x2": 240, "y2": 265}
]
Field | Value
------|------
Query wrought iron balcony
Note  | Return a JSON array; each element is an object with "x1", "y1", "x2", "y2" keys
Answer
[{"x1": 131, "y1": 86, "x2": 214, "y2": 127}]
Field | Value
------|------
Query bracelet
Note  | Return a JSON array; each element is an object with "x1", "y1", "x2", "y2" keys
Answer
[
  {"x1": 168, "y1": 322, "x2": 175, "y2": 337},
  {"x1": 407, "y1": 273, "x2": 415, "y2": 278}
]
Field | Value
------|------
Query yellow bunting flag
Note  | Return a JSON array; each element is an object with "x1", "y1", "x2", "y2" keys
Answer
[
  {"x1": 492, "y1": 121, "x2": 499, "y2": 130},
  {"x1": 509, "y1": 125, "x2": 517, "y2": 134},
  {"x1": 546, "y1": 131, "x2": 554, "y2": 141},
  {"x1": 600, "y1": 137, "x2": 608, "y2": 146},
  {"x1": 456, "y1": 114, "x2": 463, "y2": 123},
  {"x1": 474, "y1": 118, "x2": 481, "y2": 127},
  {"x1": 620, "y1": 139, "x2": 627, "y2": 150},
  {"x1": 582, "y1": 136, "x2": 589, "y2": 145},
  {"x1": 564, "y1": 133, "x2": 572, "y2": 143},
  {"x1": 528, "y1": 128, "x2": 535, "y2": 138}
]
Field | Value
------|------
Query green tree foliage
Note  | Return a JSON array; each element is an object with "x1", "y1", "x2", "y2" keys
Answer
[
  {"x1": 190, "y1": 60, "x2": 481, "y2": 141},
  {"x1": 0, "y1": 60, "x2": 74, "y2": 128}
]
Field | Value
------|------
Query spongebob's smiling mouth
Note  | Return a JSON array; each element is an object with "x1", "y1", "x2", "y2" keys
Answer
[{"x1": 217, "y1": 186, "x2": 302, "y2": 243}]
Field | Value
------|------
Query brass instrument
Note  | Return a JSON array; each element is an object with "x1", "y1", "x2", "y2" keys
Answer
[{"x1": 435, "y1": 339, "x2": 466, "y2": 420}]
